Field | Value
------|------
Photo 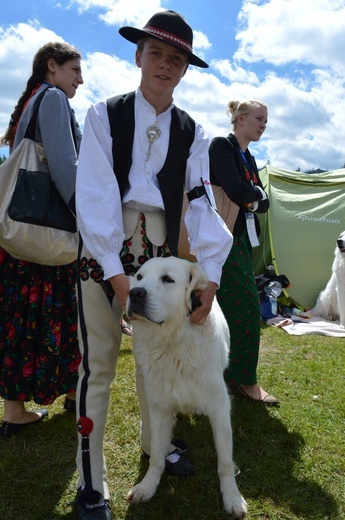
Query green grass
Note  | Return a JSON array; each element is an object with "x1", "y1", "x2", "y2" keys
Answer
[{"x1": 0, "y1": 324, "x2": 344, "y2": 519}]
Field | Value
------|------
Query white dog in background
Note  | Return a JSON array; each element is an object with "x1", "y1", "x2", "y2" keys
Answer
[
  {"x1": 126, "y1": 256, "x2": 247, "y2": 518},
  {"x1": 312, "y1": 231, "x2": 345, "y2": 328}
]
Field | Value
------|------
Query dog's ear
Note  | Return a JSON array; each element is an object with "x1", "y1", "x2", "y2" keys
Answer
[{"x1": 185, "y1": 263, "x2": 209, "y2": 309}]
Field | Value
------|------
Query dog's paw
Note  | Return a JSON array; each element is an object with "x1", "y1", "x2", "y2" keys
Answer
[
  {"x1": 127, "y1": 484, "x2": 154, "y2": 504},
  {"x1": 223, "y1": 494, "x2": 248, "y2": 518}
]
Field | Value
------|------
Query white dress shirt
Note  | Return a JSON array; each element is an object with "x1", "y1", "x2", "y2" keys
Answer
[{"x1": 76, "y1": 89, "x2": 232, "y2": 285}]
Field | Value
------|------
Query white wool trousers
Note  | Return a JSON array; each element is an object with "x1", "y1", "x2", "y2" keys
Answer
[{"x1": 75, "y1": 211, "x2": 169, "y2": 499}]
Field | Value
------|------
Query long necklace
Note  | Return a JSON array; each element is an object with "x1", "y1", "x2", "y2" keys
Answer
[{"x1": 145, "y1": 122, "x2": 161, "y2": 161}]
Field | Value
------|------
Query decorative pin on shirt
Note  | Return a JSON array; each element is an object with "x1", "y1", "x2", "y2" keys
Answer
[{"x1": 146, "y1": 122, "x2": 161, "y2": 161}]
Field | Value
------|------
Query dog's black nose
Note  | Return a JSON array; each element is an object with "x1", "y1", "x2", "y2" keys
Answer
[{"x1": 129, "y1": 287, "x2": 147, "y2": 303}]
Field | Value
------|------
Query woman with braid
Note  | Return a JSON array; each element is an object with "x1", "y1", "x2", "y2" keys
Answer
[{"x1": 0, "y1": 42, "x2": 83, "y2": 437}]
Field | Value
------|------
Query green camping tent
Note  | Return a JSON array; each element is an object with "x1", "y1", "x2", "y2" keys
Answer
[{"x1": 253, "y1": 165, "x2": 345, "y2": 310}]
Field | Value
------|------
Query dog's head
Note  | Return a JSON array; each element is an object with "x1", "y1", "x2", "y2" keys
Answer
[
  {"x1": 336, "y1": 231, "x2": 345, "y2": 253},
  {"x1": 126, "y1": 257, "x2": 209, "y2": 325}
]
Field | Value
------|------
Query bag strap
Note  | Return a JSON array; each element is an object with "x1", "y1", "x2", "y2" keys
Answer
[
  {"x1": 23, "y1": 86, "x2": 77, "y2": 145},
  {"x1": 24, "y1": 87, "x2": 50, "y2": 141}
]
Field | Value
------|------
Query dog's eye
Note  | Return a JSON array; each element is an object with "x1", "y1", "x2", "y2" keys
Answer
[{"x1": 161, "y1": 275, "x2": 175, "y2": 284}]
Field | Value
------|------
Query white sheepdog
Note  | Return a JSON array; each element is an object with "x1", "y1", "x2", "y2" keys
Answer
[
  {"x1": 126, "y1": 256, "x2": 247, "y2": 518},
  {"x1": 312, "y1": 231, "x2": 345, "y2": 328}
]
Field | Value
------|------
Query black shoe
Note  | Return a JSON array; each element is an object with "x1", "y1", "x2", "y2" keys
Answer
[
  {"x1": 0, "y1": 409, "x2": 49, "y2": 438},
  {"x1": 165, "y1": 449, "x2": 194, "y2": 476},
  {"x1": 64, "y1": 397, "x2": 76, "y2": 414},
  {"x1": 142, "y1": 440, "x2": 194, "y2": 477},
  {"x1": 73, "y1": 489, "x2": 112, "y2": 520}
]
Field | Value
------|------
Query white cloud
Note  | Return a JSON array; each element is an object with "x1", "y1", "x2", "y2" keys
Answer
[
  {"x1": 68, "y1": 0, "x2": 166, "y2": 26},
  {"x1": 193, "y1": 30, "x2": 211, "y2": 52},
  {"x1": 100, "y1": 1, "x2": 165, "y2": 27},
  {"x1": 211, "y1": 58, "x2": 259, "y2": 84},
  {"x1": 248, "y1": 71, "x2": 345, "y2": 170},
  {"x1": 235, "y1": 0, "x2": 345, "y2": 71},
  {"x1": 227, "y1": 0, "x2": 345, "y2": 170}
]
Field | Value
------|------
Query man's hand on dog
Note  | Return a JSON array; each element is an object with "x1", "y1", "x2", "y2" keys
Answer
[{"x1": 190, "y1": 281, "x2": 218, "y2": 325}]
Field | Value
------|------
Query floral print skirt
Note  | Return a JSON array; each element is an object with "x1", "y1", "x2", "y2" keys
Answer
[
  {"x1": 217, "y1": 232, "x2": 261, "y2": 386},
  {"x1": 0, "y1": 247, "x2": 80, "y2": 405}
]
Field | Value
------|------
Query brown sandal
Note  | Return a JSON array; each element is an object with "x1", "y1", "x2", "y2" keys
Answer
[{"x1": 237, "y1": 385, "x2": 279, "y2": 406}]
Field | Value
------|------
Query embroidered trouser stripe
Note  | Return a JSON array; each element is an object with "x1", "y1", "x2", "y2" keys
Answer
[{"x1": 76, "y1": 235, "x2": 93, "y2": 490}]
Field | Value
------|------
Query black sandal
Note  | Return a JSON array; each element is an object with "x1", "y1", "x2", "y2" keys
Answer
[{"x1": 0, "y1": 409, "x2": 48, "y2": 438}]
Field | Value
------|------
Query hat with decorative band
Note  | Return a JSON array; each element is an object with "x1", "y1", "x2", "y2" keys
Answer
[{"x1": 119, "y1": 10, "x2": 209, "y2": 68}]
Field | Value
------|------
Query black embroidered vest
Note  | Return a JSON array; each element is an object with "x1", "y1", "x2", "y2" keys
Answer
[{"x1": 106, "y1": 91, "x2": 195, "y2": 256}]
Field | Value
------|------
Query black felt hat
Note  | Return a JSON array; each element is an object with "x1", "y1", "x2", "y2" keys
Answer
[{"x1": 119, "y1": 10, "x2": 209, "y2": 68}]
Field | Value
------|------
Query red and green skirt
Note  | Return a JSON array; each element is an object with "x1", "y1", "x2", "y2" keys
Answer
[{"x1": 0, "y1": 247, "x2": 80, "y2": 405}]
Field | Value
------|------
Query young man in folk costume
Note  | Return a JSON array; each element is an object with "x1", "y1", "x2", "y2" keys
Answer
[{"x1": 74, "y1": 10, "x2": 232, "y2": 519}]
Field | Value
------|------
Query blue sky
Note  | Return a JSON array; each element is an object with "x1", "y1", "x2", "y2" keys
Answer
[{"x1": 1, "y1": 0, "x2": 345, "y2": 171}]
